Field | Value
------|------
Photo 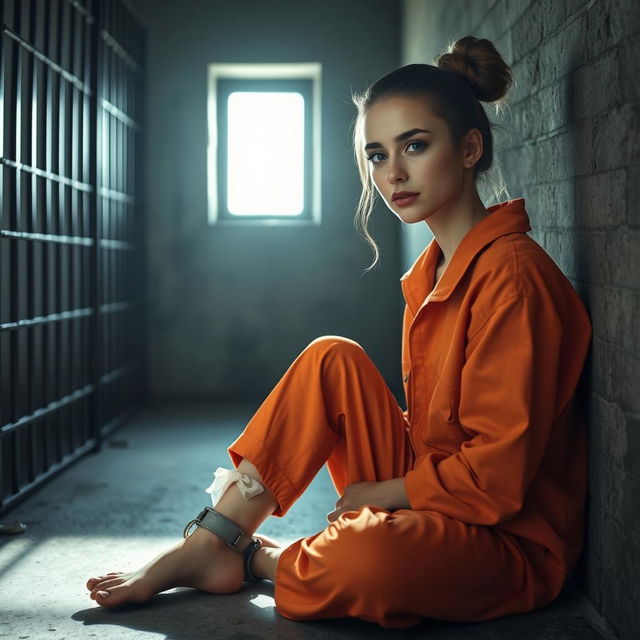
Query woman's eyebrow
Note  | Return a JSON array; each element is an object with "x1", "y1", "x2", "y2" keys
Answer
[{"x1": 364, "y1": 128, "x2": 432, "y2": 151}]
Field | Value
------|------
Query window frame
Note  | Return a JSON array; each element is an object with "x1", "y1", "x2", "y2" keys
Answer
[{"x1": 207, "y1": 63, "x2": 322, "y2": 226}]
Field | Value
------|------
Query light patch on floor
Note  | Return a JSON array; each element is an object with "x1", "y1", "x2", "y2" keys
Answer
[{"x1": 249, "y1": 593, "x2": 277, "y2": 609}]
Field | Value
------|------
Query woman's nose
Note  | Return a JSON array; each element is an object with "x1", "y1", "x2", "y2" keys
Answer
[{"x1": 386, "y1": 157, "x2": 407, "y2": 183}]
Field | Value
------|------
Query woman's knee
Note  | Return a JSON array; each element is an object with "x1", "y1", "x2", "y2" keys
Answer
[{"x1": 304, "y1": 335, "x2": 366, "y2": 360}]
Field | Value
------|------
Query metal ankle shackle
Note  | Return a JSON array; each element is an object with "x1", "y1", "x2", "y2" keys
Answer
[{"x1": 183, "y1": 467, "x2": 266, "y2": 583}]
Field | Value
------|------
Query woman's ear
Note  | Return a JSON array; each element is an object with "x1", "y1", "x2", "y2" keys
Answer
[{"x1": 462, "y1": 128, "x2": 483, "y2": 168}]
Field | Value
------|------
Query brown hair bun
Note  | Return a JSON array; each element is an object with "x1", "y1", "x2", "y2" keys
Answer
[{"x1": 434, "y1": 35, "x2": 513, "y2": 104}]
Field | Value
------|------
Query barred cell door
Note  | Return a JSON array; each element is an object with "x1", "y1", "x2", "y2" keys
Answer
[{"x1": 0, "y1": 0, "x2": 147, "y2": 515}]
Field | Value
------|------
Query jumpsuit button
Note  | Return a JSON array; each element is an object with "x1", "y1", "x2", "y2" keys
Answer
[{"x1": 403, "y1": 373, "x2": 409, "y2": 383}]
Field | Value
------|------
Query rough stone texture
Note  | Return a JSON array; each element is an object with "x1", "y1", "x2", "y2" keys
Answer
[
  {"x1": 0, "y1": 404, "x2": 619, "y2": 638},
  {"x1": 401, "y1": 1, "x2": 640, "y2": 639}
]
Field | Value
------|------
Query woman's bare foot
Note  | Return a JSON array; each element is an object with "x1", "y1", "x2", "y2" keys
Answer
[{"x1": 85, "y1": 525, "x2": 248, "y2": 607}]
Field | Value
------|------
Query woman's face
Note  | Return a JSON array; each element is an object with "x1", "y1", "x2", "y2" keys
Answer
[{"x1": 362, "y1": 95, "x2": 466, "y2": 223}]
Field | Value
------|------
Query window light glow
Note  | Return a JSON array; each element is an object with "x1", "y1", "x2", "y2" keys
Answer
[{"x1": 227, "y1": 91, "x2": 304, "y2": 216}]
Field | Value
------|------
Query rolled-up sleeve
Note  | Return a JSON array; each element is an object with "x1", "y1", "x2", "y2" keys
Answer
[{"x1": 403, "y1": 293, "x2": 563, "y2": 525}]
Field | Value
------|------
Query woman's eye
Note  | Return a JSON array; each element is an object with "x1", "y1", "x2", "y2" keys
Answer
[
  {"x1": 366, "y1": 152, "x2": 384, "y2": 164},
  {"x1": 408, "y1": 141, "x2": 426, "y2": 152},
  {"x1": 366, "y1": 141, "x2": 427, "y2": 164}
]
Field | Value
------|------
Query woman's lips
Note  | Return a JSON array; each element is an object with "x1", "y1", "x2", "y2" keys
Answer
[{"x1": 394, "y1": 193, "x2": 419, "y2": 207}]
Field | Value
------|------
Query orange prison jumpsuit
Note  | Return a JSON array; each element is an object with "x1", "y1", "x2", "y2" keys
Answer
[{"x1": 227, "y1": 197, "x2": 593, "y2": 629}]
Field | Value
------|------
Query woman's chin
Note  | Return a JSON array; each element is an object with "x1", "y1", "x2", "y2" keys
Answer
[{"x1": 395, "y1": 208, "x2": 428, "y2": 223}]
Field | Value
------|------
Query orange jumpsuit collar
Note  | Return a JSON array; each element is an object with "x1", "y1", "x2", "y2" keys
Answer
[{"x1": 400, "y1": 198, "x2": 532, "y2": 313}]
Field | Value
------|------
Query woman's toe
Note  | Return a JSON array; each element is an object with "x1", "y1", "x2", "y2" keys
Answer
[
  {"x1": 95, "y1": 580, "x2": 149, "y2": 607},
  {"x1": 87, "y1": 572, "x2": 123, "y2": 590},
  {"x1": 87, "y1": 576, "x2": 107, "y2": 590},
  {"x1": 87, "y1": 576, "x2": 106, "y2": 589},
  {"x1": 94, "y1": 583, "x2": 127, "y2": 606},
  {"x1": 90, "y1": 577, "x2": 126, "y2": 599},
  {"x1": 95, "y1": 589, "x2": 117, "y2": 606}
]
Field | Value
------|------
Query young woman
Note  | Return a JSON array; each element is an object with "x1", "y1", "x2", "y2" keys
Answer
[{"x1": 85, "y1": 35, "x2": 592, "y2": 630}]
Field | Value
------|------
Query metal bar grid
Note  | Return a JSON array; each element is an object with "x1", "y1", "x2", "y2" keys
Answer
[{"x1": 0, "y1": 0, "x2": 147, "y2": 514}]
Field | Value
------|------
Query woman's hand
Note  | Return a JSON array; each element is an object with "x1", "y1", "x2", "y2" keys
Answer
[{"x1": 326, "y1": 481, "x2": 387, "y2": 523}]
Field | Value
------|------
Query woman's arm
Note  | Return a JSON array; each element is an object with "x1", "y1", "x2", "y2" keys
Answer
[{"x1": 402, "y1": 293, "x2": 579, "y2": 525}]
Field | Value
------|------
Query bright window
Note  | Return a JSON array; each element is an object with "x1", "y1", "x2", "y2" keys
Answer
[
  {"x1": 207, "y1": 63, "x2": 322, "y2": 225},
  {"x1": 227, "y1": 91, "x2": 305, "y2": 216}
]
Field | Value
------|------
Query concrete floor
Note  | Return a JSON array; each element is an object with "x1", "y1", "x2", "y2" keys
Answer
[{"x1": 0, "y1": 402, "x2": 619, "y2": 639}]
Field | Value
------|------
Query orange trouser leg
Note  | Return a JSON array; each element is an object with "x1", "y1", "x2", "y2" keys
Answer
[
  {"x1": 226, "y1": 336, "x2": 533, "y2": 629},
  {"x1": 227, "y1": 335, "x2": 414, "y2": 518}
]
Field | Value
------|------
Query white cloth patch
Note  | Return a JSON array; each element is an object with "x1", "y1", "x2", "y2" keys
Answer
[{"x1": 205, "y1": 466, "x2": 265, "y2": 506}]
